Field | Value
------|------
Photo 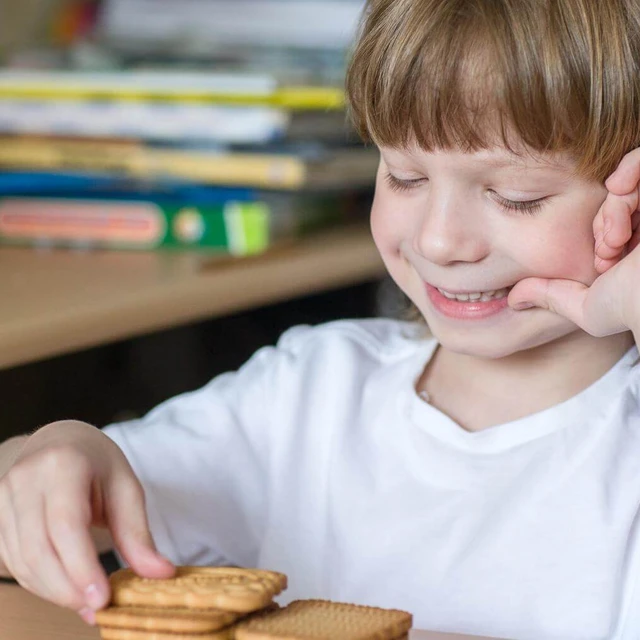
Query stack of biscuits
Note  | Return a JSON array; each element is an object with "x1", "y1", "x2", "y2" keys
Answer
[{"x1": 95, "y1": 566, "x2": 413, "y2": 640}]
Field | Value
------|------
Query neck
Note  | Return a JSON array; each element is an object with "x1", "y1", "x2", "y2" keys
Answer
[{"x1": 419, "y1": 330, "x2": 636, "y2": 432}]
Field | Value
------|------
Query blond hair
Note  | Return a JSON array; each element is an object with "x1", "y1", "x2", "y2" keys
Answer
[{"x1": 346, "y1": 0, "x2": 640, "y2": 182}]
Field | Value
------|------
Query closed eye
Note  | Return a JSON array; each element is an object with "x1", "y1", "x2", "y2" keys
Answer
[
  {"x1": 383, "y1": 173, "x2": 547, "y2": 214},
  {"x1": 492, "y1": 192, "x2": 547, "y2": 215},
  {"x1": 383, "y1": 172, "x2": 426, "y2": 192}
]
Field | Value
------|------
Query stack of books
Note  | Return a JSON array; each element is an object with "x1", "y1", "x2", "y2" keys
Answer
[{"x1": 0, "y1": 66, "x2": 377, "y2": 255}]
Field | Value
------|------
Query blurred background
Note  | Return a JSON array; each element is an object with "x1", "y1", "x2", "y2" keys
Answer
[{"x1": 0, "y1": 0, "x2": 403, "y2": 437}]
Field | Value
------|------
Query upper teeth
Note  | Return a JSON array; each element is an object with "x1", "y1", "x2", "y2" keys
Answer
[{"x1": 437, "y1": 287, "x2": 511, "y2": 302}]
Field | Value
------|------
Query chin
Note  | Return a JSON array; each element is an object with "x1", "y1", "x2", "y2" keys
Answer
[{"x1": 434, "y1": 332, "x2": 522, "y2": 359}]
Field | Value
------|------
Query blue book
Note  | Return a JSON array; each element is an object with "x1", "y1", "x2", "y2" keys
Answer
[{"x1": 0, "y1": 171, "x2": 256, "y2": 203}]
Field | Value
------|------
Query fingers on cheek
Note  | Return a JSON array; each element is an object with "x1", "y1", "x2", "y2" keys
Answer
[
  {"x1": 606, "y1": 203, "x2": 633, "y2": 247},
  {"x1": 596, "y1": 240, "x2": 623, "y2": 260},
  {"x1": 614, "y1": 153, "x2": 640, "y2": 191},
  {"x1": 598, "y1": 198, "x2": 616, "y2": 246},
  {"x1": 595, "y1": 256, "x2": 619, "y2": 273},
  {"x1": 594, "y1": 198, "x2": 632, "y2": 261},
  {"x1": 593, "y1": 213, "x2": 604, "y2": 250}
]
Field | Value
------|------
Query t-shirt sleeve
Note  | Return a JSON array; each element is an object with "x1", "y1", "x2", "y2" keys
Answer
[
  {"x1": 102, "y1": 338, "x2": 288, "y2": 569},
  {"x1": 631, "y1": 351, "x2": 640, "y2": 398}
]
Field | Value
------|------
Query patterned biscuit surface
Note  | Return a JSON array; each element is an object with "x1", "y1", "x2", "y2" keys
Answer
[
  {"x1": 99, "y1": 626, "x2": 233, "y2": 640},
  {"x1": 95, "y1": 605, "x2": 240, "y2": 633},
  {"x1": 110, "y1": 567, "x2": 287, "y2": 613},
  {"x1": 234, "y1": 599, "x2": 413, "y2": 640}
]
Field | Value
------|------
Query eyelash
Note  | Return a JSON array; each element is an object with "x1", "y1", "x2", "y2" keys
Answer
[
  {"x1": 493, "y1": 194, "x2": 546, "y2": 215},
  {"x1": 383, "y1": 172, "x2": 546, "y2": 215},
  {"x1": 384, "y1": 173, "x2": 425, "y2": 193}
]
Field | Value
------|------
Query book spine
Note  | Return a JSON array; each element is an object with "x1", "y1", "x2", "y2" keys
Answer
[
  {"x1": 0, "y1": 86, "x2": 344, "y2": 110},
  {"x1": 101, "y1": 0, "x2": 364, "y2": 50},
  {"x1": 0, "y1": 172, "x2": 258, "y2": 201},
  {"x1": 0, "y1": 139, "x2": 307, "y2": 189},
  {"x1": 0, "y1": 196, "x2": 271, "y2": 255},
  {"x1": 0, "y1": 100, "x2": 290, "y2": 144}
]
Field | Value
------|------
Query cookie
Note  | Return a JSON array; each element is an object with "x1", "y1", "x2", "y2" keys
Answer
[
  {"x1": 95, "y1": 605, "x2": 240, "y2": 633},
  {"x1": 234, "y1": 599, "x2": 413, "y2": 640},
  {"x1": 110, "y1": 567, "x2": 287, "y2": 613},
  {"x1": 98, "y1": 627, "x2": 233, "y2": 640}
]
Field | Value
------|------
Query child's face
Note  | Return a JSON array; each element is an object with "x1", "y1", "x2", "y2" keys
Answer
[{"x1": 372, "y1": 145, "x2": 607, "y2": 358}]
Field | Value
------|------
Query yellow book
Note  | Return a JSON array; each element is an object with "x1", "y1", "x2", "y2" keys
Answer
[
  {"x1": 0, "y1": 138, "x2": 379, "y2": 190},
  {"x1": 0, "y1": 71, "x2": 345, "y2": 110}
]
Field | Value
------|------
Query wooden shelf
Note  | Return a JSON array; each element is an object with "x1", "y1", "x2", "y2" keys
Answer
[{"x1": 0, "y1": 224, "x2": 385, "y2": 369}]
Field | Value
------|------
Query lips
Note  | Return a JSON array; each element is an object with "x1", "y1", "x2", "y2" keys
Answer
[{"x1": 425, "y1": 283, "x2": 513, "y2": 320}]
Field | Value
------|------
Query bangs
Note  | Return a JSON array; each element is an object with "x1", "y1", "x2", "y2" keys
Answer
[{"x1": 346, "y1": 0, "x2": 640, "y2": 182}]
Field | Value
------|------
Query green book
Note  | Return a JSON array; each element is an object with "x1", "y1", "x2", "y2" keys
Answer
[{"x1": 0, "y1": 192, "x2": 363, "y2": 255}]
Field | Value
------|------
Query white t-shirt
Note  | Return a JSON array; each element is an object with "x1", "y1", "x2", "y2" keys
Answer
[{"x1": 103, "y1": 319, "x2": 640, "y2": 640}]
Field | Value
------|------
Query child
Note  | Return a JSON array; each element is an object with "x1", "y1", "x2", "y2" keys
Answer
[{"x1": 1, "y1": 0, "x2": 640, "y2": 637}]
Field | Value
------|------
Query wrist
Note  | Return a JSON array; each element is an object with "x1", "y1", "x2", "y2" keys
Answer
[{"x1": 20, "y1": 420, "x2": 100, "y2": 459}]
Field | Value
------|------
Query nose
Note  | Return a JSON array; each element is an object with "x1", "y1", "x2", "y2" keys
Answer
[{"x1": 414, "y1": 191, "x2": 490, "y2": 266}]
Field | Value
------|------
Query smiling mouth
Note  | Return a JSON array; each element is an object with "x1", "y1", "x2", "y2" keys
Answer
[{"x1": 435, "y1": 286, "x2": 514, "y2": 302}]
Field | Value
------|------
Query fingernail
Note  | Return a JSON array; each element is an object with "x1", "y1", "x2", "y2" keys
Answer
[
  {"x1": 85, "y1": 583, "x2": 104, "y2": 610},
  {"x1": 79, "y1": 607, "x2": 96, "y2": 626},
  {"x1": 513, "y1": 302, "x2": 535, "y2": 311}
]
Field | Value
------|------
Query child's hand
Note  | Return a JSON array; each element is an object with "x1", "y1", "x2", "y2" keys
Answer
[
  {"x1": 0, "y1": 421, "x2": 174, "y2": 624},
  {"x1": 508, "y1": 151, "x2": 640, "y2": 337}
]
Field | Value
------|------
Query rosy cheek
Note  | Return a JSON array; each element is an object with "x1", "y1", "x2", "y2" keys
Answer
[
  {"x1": 370, "y1": 190, "x2": 402, "y2": 257},
  {"x1": 520, "y1": 221, "x2": 597, "y2": 282},
  {"x1": 369, "y1": 196, "x2": 385, "y2": 248},
  {"x1": 526, "y1": 188, "x2": 605, "y2": 282}
]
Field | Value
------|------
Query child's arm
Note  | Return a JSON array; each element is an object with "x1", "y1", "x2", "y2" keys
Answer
[{"x1": 0, "y1": 421, "x2": 175, "y2": 624}]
